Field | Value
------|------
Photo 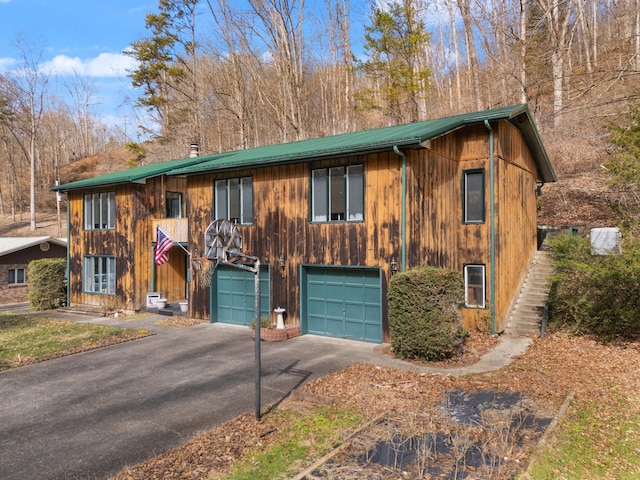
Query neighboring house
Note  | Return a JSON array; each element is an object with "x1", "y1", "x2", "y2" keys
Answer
[
  {"x1": 54, "y1": 104, "x2": 556, "y2": 343},
  {"x1": 0, "y1": 236, "x2": 68, "y2": 304}
]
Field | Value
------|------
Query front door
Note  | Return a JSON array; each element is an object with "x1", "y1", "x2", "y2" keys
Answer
[{"x1": 155, "y1": 247, "x2": 188, "y2": 302}]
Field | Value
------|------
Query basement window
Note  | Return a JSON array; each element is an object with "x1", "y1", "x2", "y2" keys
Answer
[
  {"x1": 311, "y1": 164, "x2": 364, "y2": 222},
  {"x1": 464, "y1": 264, "x2": 486, "y2": 308}
]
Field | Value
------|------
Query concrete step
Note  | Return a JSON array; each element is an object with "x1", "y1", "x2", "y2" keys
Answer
[
  {"x1": 517, "y1": 293, "x2": 550, "y2": 303},
  {"x1": 510, "y1": 320, "x2": 541, "y2": 330},
  {"x1": 521, "y1": 284, "x2": 552, "y2": 294},
  {"x1": 506, "y1": 250, "x2": 554, "y2": 337},
  {"x1": 526, "y1": 272, "x2": 555, "y2": 281},
  {"x1": 518, "y1": 290, "x2": 550, "y2": 299}
]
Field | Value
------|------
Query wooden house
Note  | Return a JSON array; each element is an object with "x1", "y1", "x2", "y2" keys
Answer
[
  {"x1": 54, "y1": 105, "x2": 556, "y2": 342},
  {"x1": 0, "y1": 236, "x2": 67, "y2": 304}
]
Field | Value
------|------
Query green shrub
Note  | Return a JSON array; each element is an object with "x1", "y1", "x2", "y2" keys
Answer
[
  {"x1": 548, "y1": 233, "x2": 640, "y2": 340},
  {"x1": 27, "y1": 258, "x2": 67, "y2": 311},
  {"x1": 388, "y1": 265, "x2": 466, "y2": 361}
]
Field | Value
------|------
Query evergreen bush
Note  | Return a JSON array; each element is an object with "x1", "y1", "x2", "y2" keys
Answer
[
  {"x1": 548, "y1": 233, "x2": 640, "y2": 340},
  {"x1": 27, "y1": 258, "x2": 67, "y2": 311},
  {"x1": 388, "y1": 265, "x2": 466, "y2": 361}
]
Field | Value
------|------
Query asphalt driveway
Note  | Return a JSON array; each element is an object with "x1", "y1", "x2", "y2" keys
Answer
[{"x1": 0, "y1": 313, "x2": 407, "y2": 480}]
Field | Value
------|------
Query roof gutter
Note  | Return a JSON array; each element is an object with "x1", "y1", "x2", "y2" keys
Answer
[
  {"x1": 484, "y1": 120, "x2": 496, "y2": 335},
  {"x1": 393, "y1": 146, "x2": 407, "y2": 273}
]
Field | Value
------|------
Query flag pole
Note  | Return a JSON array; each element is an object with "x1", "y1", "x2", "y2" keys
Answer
[{"x1": 157, "y1": 226, "x2": 191, "y2": 256}]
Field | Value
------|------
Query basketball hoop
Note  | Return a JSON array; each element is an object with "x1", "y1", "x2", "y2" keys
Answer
[{"x1": 205, "y1": 219, "x2": 243, "y2": 268}]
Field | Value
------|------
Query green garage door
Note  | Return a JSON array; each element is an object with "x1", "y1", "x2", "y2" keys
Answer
[
  {"x1": 212, "y1": 265, "x2": 270, "y2": 325},
  {"x1": 303, "y1": 266, "x2": 382, "y2": 343}
]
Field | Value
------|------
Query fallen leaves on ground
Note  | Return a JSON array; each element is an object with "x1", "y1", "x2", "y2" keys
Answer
[
  {"x1": 110, "y1": 332, "x2": 640, "y2": 479},
  {"x1": 155, "y1": 316, "x2": 208, "y2": 327}
]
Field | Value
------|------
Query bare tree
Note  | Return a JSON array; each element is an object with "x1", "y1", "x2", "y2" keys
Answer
[
  {"x1": 247, "y1": 0, "x2": 308, "y2": 142},
  {"x1": 2, "y1": 38, "x2": 50, "y2": 230},
  {"x1": 531, "y1": 0, "x2": 572, "y2": 127},
  {"x1": 457, "y1": 0, "x2": 483, "y2": 110},
  {"x1": 62, "y1": 73, "x2": 100, "y2": 158}
]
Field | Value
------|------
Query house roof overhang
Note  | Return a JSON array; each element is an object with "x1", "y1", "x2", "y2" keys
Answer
[
  {"x1": 53, "y1": 104, "x2": 556, "y2": 193},
  {"x1": 51, "y1": 155, "x2": 220, "y2": 193},
  {"x1": 0, "y1": 236, "x2": 67, "y2": 256}
]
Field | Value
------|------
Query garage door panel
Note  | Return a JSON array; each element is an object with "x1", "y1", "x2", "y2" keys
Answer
[
  {"x1": 364, "y1": 323, "x2": 380, "y2": 341},
  {"x1": 307, "y1": 315, "x2": 325, "y2": 332},
  {"x1": 325, "y1": 318, "x2": 344, "y2": 336},
  {"x1": 326, "y1": 283, "x2": 345, "y2": 299},
  {"x1": 214, "y1": 265, "x2": 270, "y2": 325},
  {"x1": 364, "y1": 285, "x2": 380, "y2": 302},
  {"x1": 344, "y1": 284, "x2": 364, "y2": 299},
  {"x1": 343, "y1": 321, "x2": 363, "y2": 339},
  {"x1": 365, "y1": 304, "x2": 381, "y2": 319},
  {"x1": 326, "y1": 300, "x2": 345, "y2": 317},
  {"x1": 303, "y1": 266, "x2": 382, "y2": 343},
  {"x1": 344, "y1": 302, "x2": 365, "y2": 321}
]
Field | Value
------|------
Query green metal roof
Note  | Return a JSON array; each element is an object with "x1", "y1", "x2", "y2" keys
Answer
[
  {"x1": 170, "y1": 104, "x2": 555, "y2": 182},
  {"x1": 52, "y1": 155, "x2": 220, "y2": 192},
  {"x1": 54, "y1": 104, "x2": 556, "y2": 192}
]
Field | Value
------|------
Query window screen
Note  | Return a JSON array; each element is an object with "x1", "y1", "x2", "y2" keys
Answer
[
  {"x1": 463, "y1": 170, "x2": 485, "y2": 223},
  {"x1": 311, "y1": 165, "x2": 364, "y2": 223},
  {"x1": 464, "y1": 264, "x2": 486, "y2": 308}
]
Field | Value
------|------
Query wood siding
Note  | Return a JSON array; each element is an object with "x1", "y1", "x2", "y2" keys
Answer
[
  {"x1": 66, "y1": 176, "x2": 187, "y2": 311},
  {"x1": 64, "y1": 119, "x2": 542, "y2": 339},
  {"x1": 186, "y1": 120, "x2": 542, "y2": 337}
]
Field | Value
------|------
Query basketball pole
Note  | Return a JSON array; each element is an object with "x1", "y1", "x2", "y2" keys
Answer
[
  {"x1": 253, "y1": 259, "x2": 261, "y2": 420},
  {"x1": 204, "y1": 219, "x2": 262, "y2": 420}
]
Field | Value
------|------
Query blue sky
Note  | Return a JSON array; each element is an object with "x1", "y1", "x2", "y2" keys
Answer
[
  {"x1": 0, "y1": 0, "x2": 445, "y2": 133},
  {"x1": 0, "y1": 0, "x2": 152, "y2": 128}
]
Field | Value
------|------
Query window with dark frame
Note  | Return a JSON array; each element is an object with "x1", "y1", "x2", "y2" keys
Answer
[
  {"x1": 165, "y1": 191, "x2": 183, "y2": 218},
  {"x1": 311, "y1": 164, "x2": 364, "y2": 222},
  {"x1": 83, "y1": 192, "x2": 116, "y2": 230},
  {"x1": 83, "y1": 256, "x2": 116, "y2": 294},
  {"x1": 464, "y1": 264, "x2": 486, "y2": 308},
  {"x1": 463, "y1": 169, "x2": 485, "y2": 223},
  {"x1": 8, "y1": 268, "x2": 25, "y2": 285},
  {"x1": 214, "y1": 177, "x2": 253, "y2": 225}
]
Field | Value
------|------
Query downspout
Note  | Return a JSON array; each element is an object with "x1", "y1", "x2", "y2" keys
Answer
[
  {"x1": 484, "y1": 120, "x2": 496, "y2": 335},
  {"x1": 393, "y1": 146, "x2": 407, "y2": 272},
  {"x1": 65, "y1": 196, "x2": 70, "y2": 307}
]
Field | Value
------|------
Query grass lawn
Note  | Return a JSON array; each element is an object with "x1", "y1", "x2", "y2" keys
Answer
[
  {"x1": 528, "y1": 397, "x2": 640, "y2": 479},
  {"x1": 0, "y1": 313, "x2": 149, "y2": 370}
]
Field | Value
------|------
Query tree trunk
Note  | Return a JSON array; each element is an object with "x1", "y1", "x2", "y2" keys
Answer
[{"x1": 457, "y1": 0, "x2": 483, "y2": 110}]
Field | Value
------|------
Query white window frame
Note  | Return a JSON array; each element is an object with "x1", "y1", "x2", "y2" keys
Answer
[
  {"x1": 464, "y1": 264, "x2": 486, "y2": 308},
  {"x1": 84, "y1": 192, "x2": 116, "y2": 230},
  {"x1": 8, "y1": 268, "x2": 25, "y2": 285},
  {"x1": 311, "y1": 164, "x2": 364, "y2": 223},
  {"x1": 214, "y1": 177, "x2": 253, "y2": 225},
  {"x1": 83, "y1": 256, "x2": 116, "y2": 294}
]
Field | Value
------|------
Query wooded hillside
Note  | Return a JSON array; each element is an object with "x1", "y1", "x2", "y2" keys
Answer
[{"x1": 1, "y1": 0, "x2": 638, "y2": 232}]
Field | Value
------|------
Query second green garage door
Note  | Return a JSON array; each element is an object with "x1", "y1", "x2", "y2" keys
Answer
[
  {"x1": 212, "y1": 265, "x2": 270, "y2": 325},
  {"x1": 302, "y1": 266, "x2": 382, "y2": 343}
]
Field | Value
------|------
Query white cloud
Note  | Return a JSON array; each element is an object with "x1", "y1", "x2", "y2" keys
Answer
[
  {"x1": 0, "y1": 57, "x2": 16, "y2": 72},
  {"x1": 41, "y1": 52, "x2": 137, "y2": 77}
]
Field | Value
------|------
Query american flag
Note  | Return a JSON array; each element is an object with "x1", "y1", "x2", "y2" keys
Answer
[{"x1": 154, "y1": 227, "x2": 174, "y2": 265}]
